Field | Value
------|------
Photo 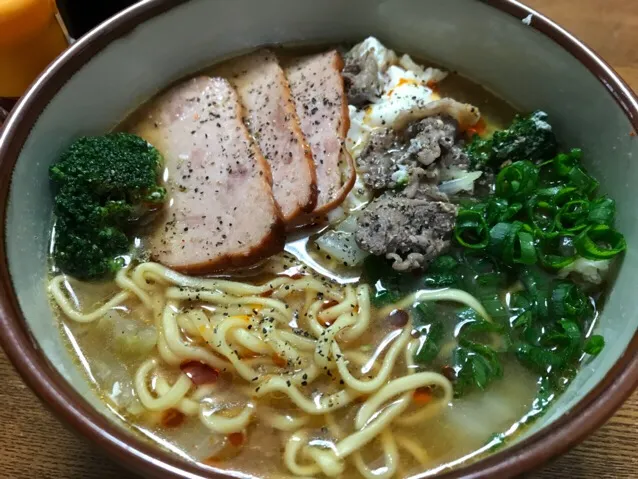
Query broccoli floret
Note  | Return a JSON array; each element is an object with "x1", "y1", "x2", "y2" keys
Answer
[
  {"x1": 50, "y1": 133, "x2": 166, "y2": 279},
  {"x1": 467, "y1": 110, "x2": 558, "y2": 170}
]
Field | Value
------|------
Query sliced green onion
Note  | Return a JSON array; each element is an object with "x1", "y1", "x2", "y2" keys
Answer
[
  {"x1": 574, "y1": 225, "x2": 627, "y2": 259},
  {"x1": 545, "y1": 319, "x2": 583, "y2": 360},
  {"x1": 526, "y1": 195, "x2": 557, "y2": 238},
  {"x1": 508, "y1": 292, "x2": 533, "y2": 329},
  {"x1": 584, "y1": 335, "x2": 605, "y2": 356},
  {"x1": 551, "y1": 149, "x2": 598, "y2": 195},
  {"x1": 587, "y1": 196, "x2": 616, "y2": 226},
  {"x1": 538, "y1": 235, "x2": 577, "y2": 270},
  {"x1": 552, "y1": 186, "x2": 584, "y2": 208},
  {"x1": 519, "y1": 266, "x2": 552, "y2": 320},
  {"x1": 549, "y1": 282, "x2": 588, "y2": 319},
  {"x1": 489, "y1": 222, "x2": 537, "y2": 265},
  {"x1": 496, "y1": 161, "x2": 539, "y2": 200},
  {"x1": 485, "y1": 197, "x2": 522, "y2": 226},
  {"x1": 553, "y1": 148, "x2": 583, "y2": 176},
  {"x1": 568, "y1": 167, "x2": 599, "y2": 195},
  {"x1": 455, "y1": 210, "x2": 489, "y2": 249},
  {"x1": 555, "y1": 199, "x2": 590, "y2": 233},
  {"x1": 488, "y1": 222, "x2": 515, "y2": 257},
  {"x1": 516, "y1": 231, "x2": 537, "y2": 265}
]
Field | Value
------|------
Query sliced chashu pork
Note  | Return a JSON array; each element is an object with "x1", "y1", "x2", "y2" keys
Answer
[
  {"x1": 285, "y1": 50, "x2": 356, "y2": 217},
  {"x1": 215, "y1": 49, "x2": 317, "y2": 222},
  {"x1": 130, "y1": 76, "x2": 284, "y2": 273}
]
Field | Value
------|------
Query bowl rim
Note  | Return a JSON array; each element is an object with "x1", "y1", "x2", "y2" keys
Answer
[{"x1": 0, "y1": 0, "x2": 637, "y2": 478}]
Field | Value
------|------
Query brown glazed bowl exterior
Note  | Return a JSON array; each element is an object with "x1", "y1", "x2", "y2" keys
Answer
[{"x1": 0, "y1": 0, "x2": 637, "y2": 478}]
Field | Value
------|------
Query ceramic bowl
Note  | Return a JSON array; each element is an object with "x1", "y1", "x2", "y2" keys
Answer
[{"x1": 1, "y1": 0, "x2": 637, "y2": 478}]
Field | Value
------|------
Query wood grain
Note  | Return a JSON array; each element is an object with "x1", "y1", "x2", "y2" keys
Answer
[{"x1": 1, "y1": 1, "x2": 637, "y2": 478}]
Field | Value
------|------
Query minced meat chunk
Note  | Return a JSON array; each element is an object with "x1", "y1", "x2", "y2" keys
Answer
[
  {"x1": 408, "y1": 116, "x2": 470, "y2": 173},
  {"x1": 401, "y1": 168, "x2": 449, "y2": 202},
  {"x1": 357, "y1": 115, "x2": 468, "y2": 191},
  {"x1": 355, "y1": 193, "x2": 457, "y2": 271},
  {"x1": 343, "y1": 49, "x2": 382, "y2": 107},
  {"x1": 355, "y1": 128, "x2": 399, "y2": 190}
]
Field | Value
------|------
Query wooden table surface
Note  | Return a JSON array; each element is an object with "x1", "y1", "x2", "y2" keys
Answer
[{"x1": 2, "y1": 1, "x2": 637, "y2": 478}]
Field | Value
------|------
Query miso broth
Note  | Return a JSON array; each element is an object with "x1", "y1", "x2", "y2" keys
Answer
[{"x1": 48, "y1": 38, "x2": 618, "y2": 479}]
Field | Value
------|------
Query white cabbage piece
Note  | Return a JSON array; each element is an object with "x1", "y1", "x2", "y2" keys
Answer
[
  {"x1": 315, "y1": 216, "x2": 368, "y2": 267},
  {"x1": 438, "y1": 170, "x2": 483, "y2": 195},
  {"x1": 166, "y1": 418, "x2": 226, "y2": 461},
  {"x1": 91, "y1": 352, "x2": 143, "y2": 414},
  {"x1": 335, "y1": 214, "x2": 358, "y2": 233},
  {"x1": 558, "y1": 258, "x2": 612, "y2": 285},
  {"x1": 341, "y1": 171, "x2": 374, "y2": 215},
  {"x1": 346, "y1": 105, "x2": 372, "y2": 159},
  {"x1": 398, "y1": 54, "x2": 448, "y2": 84},
  {"x1": 99, "y1": 310, "x2": 158, "y2": 357}
]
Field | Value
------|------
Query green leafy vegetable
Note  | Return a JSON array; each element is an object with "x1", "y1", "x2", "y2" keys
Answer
[
  {"x1": 412, "y1": 303, "x2": 444, "y2": 364},
  {"x1": 362, "y1": 255, "x2": 418, "y2": 306},
  {"x1": 455, "y1": 210, "x2": 489, "y2": 249},
  {"x1": 537, "y1": 235, "x2": 577, "y2": 270},
  {"x1": 448, "y1": 307, "x2": 506, "y2": 396},
  {"x1": 453, "y1": 339, "x2": 503, "y2": 396},
  {"x1": 495, "y1": 161, "x2": 539, "y2": 200},
  {"x1": 549, "y1": 282, "x2": 588, "y2": 319},
  {"x1": 466, "y1": 110, "x2": 558, "y2": 170},
  {"x1": 422, "y1": 255, "x2": 458, "y2": 288},
  {"x1": 399, "y1": 112, "x2": 619, "y2": 410},
  {"x1": 488, "y1": 222, "x2": 537, "y2": 265}
]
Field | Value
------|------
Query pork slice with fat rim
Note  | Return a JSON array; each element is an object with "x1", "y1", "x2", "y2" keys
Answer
[
  {"x1": 215, "y1": 49, "x2": 318, "y2": 223},
  {"x1": 130, "y1": 76, "x2": 285, "y2": 273},
  {"x1": 285, "y1": 50, "x2": 356, "y2": 218}
]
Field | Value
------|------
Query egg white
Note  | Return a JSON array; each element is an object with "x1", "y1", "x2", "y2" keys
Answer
[{"x1": 345, "y1": 38, "x2": 447, "y2": 159}]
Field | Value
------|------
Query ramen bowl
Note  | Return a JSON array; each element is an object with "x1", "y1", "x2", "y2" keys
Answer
[{"x1": 1, "y1": 0, "x2": 637, "y2": 478}]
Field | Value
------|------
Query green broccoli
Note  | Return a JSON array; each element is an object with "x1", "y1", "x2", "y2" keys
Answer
[
  {"x1": 467, "y1": 110, "x2": 558, "y2": 170},
  {"x1": 50, "y1": 133, "x2": 166, "y2": 279}
]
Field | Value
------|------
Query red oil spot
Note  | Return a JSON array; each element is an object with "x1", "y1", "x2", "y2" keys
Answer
[
  {"x1": 161, "y1": 408, "x2": 185, "y2": 428},
  {"x1": 413, "y1": 387, "x2": 433, "y2": 405},
  {"x1": 272, "y1": 354, "x2": 287, "y2": 368},
  {"x1": 228, "y1": 432, "x2": 245, "y2": 447},
  {"x1": 465, "y1": 117, "x2": 487, "y2": 137}
]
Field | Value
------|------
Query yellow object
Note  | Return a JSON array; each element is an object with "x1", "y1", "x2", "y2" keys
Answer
[{"x1": 0, "y1": 0, "x2": 69, "y2": 97}]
